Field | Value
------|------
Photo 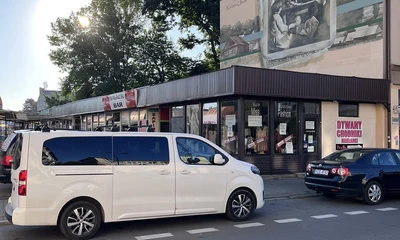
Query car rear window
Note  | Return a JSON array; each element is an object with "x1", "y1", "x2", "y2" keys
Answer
[
  {"x1": 1, "y1": 133, "x2": 16, "y2": 152},
  {"x1": 323, "y1": 149, "x2": 373, "y2": 162}
]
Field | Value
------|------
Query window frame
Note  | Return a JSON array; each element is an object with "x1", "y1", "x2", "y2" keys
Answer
[{"x1": 176, "y1": 137, "x2": 228, "y2": 166}]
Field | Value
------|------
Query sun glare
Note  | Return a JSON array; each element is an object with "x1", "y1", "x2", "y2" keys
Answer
[{"x1": 78, "y1": 16, "x2": 90, "y2": 27}]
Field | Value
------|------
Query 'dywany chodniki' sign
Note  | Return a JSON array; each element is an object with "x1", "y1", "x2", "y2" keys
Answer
[{"x1": 336, "y1": 120, "x2": 363, "y2": 144}]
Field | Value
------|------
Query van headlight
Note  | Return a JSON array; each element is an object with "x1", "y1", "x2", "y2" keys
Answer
[{"x1": 251, "y1": 165, "x2": 260, "y2": 175}]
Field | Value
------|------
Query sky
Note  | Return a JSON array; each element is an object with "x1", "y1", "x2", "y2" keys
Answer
[{"x1": 0, "y1": 0, "x2": 205, "y2": 111}]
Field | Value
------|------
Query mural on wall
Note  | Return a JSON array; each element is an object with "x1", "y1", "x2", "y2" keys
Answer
[{"x1": 220, "y1": 0, "x2": 384, "y2": 77}]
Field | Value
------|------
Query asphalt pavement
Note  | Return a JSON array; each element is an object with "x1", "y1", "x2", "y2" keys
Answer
[{"x1": 0, "y1": 194, "x2": 399, "y2": 240}]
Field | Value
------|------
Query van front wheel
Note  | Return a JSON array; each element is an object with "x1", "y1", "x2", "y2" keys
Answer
[
  {"x1": 226, "y1": 189, "x2": 255, "y2": 222},
  {"x1": 59, "y1": 201, "x2": 102, "y2": 240}
]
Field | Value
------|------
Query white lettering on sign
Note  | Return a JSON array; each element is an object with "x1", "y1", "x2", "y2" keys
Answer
[{"x1": 336, "y1": 120, "x2": 363, "y2": 144}]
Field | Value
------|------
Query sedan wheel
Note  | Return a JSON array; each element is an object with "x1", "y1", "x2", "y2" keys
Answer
[
  {"x1": 59, "y1": 201, "x2": 101, "y2": 240},
  {"x1": 226, "y1": 189, "x2": 255, "y2": 221},
  {"x1": 364, "y1": 181, "x2": 382, "y2": 205}
]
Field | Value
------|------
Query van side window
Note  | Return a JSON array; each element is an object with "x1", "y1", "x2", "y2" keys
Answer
[
  {"x1": 42, "y1": 137, "x2": 113, "y2": 165},
  {"x1": 176, "y1": 137, "x2": 226, "y2": 165},
  {"x1": 113, "y1": 137, "x2": 169, "y2": 165}
]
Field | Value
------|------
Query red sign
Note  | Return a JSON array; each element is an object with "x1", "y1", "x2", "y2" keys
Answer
[{"x1": 336, "y1": 120, "x2": 363, "y2": 144}]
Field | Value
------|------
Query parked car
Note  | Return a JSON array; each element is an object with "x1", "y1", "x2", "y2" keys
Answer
[
  {"x1": 5, "y1": 130, "x2": 264, "y2": 240},
  {"x1": 0, "y1": 131, "x2": 27, "y2": 184},
  {"x1": 305, "y1": 148, "x2": 400, "y2": 205}
]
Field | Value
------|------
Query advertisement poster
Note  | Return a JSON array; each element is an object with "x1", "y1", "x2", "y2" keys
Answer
[
  {"x1": 336, "y1": 120, "x2": 363, "y2": 144},
  {"x1": 102, "y1": 89, "x2": 137, "y2": 111},
  {"x1": 220, "y1": 0, "x2": 384, "y2": 79}
]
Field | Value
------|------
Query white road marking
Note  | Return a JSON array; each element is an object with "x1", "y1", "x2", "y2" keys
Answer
[
  {"x1": 376, "y1": 207, "x2": 398, "y2": 212},
  {"x1": 135, "y1": 233, "x2": 173, "y2": 240},
  {"x1": 344, "y1": 210, "x2": 369, "y2": 215},
  {"x1": 274, "y1": 218, "x2": 302, "y2": 224},
  {"x1": 311, "y1": 214, "x2": 338, "y2": 219},
  {"x1": 186, "y1": 228, "x2": 219, "y2": 234},
  {"x1": 234, "y1": 222, "x2": 265, "y2": 228}
]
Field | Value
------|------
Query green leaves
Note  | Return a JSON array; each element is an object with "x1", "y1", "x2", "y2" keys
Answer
[
  {"x1": 22, "y1": 98, "x2": 37, "y2": 114},
  {"x1": 142, "y1": 0, "x2": 220, "y2": 70},
  {"x1": 48, "y1": 0, "x2": 199, "y2": 106}
]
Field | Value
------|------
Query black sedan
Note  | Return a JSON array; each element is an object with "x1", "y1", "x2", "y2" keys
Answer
[{"x1": 304, "y1": 148, "x2": 400, "y2": 205}]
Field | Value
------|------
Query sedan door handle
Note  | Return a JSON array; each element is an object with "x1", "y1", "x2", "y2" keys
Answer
[
  {"x1": 160, "y1": 170, "x2": 170, "y2": 175},
  {"x1": 181, "y1": 170, "x2": 191, "y2": 175}
]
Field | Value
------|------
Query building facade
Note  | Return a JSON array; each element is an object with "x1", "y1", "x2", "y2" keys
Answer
[{"x1": 39, "y1": 0, "x2": 400, "y2": 174}]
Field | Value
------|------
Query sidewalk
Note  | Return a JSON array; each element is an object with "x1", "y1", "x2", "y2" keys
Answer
[{"x1": 0, "y1": 173, "x2": 316, "y2": 224}]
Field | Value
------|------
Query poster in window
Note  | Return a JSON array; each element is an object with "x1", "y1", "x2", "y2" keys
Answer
[
  {"x1": 306, "y1": 121, "x2": 315, "y2": 130},
  {"x1": 286, "y1": 141, "x2": 294, "y2": 154},
  {"x1": 248, "y1": 115, "x2": 262, "y2": 126},
  {"x1": 279, "y1": 123, "x2": 287, "y2": 135}
]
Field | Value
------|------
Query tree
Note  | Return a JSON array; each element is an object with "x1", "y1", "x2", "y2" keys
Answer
[
  {"x1": 22, "y1": 98, "x2": 37, "y2": 114},
  {"x1": 44, "y1": 93, "x2": 72, "y2": 108},
  {"x1": 48, "y1": 0, "x2": 190, "y2": 101},
  {"x1": 142, "y1": 0, "x2": 220, "y2": 71}
]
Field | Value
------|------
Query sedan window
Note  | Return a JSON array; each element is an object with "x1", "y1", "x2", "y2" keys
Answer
[{"x1": 323, "y1": 150, "x2": 373, "y2": 162}]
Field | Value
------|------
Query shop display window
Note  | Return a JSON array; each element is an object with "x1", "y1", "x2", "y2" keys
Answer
[
  {"x1": 202, "y1": 102, "x2": 218, "y2": 144},
  {"x1": 244, "y1": 100, "x2": 269, "y2": 155},
  {"x1": 275, "y1": 102, "x2": 297, "y2": 154},
  {"x1": 221, "y1": 100, "x2": 238, "y2": 155},
  {"x1": 171, "y1": 106, "x2": 184, "y2": 133},
  {"x1": 92, "y1": 114, "x2": 98, "y2": 129},
  {"x1": 186, "y1": 104, "x2": 200, "y2": 135},
  {"x1": 121, "y1": 111, "x2": 129, "y2": 131},
  {"x1": 99, "y1": 113, "x2": 105, "y2": 128}
]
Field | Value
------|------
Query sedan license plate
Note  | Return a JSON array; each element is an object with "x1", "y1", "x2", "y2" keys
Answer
[{"x1": 314, "y1": 169, "x2": 329, "y2": 175}]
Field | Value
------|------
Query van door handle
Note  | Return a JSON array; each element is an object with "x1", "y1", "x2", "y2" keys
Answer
[
  {"x1": 181, "y1": 170, "x2": 191, "y2": 175},
  {"x1": 160, "y1": 170, "x2": 170, "y2": 175}
]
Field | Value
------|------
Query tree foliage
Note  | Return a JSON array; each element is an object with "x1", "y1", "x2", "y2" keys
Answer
[
  {"x1": 48, "y1": 0, "x2": 193, "y2": 102},
  {"x1": 22, "y1": 98, "x2": 37, "y2": 114},
  {"x1": 44, "y1": 93, "x2": 72, "y2": 108},
  {"x1": 142, "y1": 0, "x2": 220, "y2": 71}
]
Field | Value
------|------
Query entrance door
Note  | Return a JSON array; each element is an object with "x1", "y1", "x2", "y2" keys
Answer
[{"x1": 301, "y1": 117, "x2": 320, "y2": 169}]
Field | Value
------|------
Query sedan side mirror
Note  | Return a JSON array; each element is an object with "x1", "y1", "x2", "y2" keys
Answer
[{"x1": 213, "y1": 154, "x2": 225, "y2": 165}]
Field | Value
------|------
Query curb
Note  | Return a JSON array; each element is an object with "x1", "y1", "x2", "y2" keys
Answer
[
  {"x1": 261, "y1": 173, "x2": 305, "y2": 180},
  {"x1": 264, "y1": 193, "x2": 318, "y2": 201}
]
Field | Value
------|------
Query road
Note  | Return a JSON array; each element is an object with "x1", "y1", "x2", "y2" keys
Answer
[{"x1": 0, "y1": 195, "x2": 399, "y2": 240}]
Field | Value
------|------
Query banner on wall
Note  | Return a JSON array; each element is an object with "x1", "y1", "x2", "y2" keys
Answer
[
  {"x1": 102, "y1": 89, "x2": 137, "y2": 111},
  {"x1": 149, "y1": 108, "x2": 160, "y2": 132},
  {"x1": 336, "y1": 120, "x2": 363, "y2": 144}
]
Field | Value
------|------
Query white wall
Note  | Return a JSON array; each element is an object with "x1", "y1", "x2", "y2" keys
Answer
[{"x1": 321, "y1": 102, "x2": 379, "y2": 157}]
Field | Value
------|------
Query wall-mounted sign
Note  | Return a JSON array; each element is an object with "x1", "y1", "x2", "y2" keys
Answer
[
  {"x1": 336, "y1": 120, "x2": 363, "y2": 144},
  {"x1": 102, "y1": 89, "x2": 137, "y2": 111}
]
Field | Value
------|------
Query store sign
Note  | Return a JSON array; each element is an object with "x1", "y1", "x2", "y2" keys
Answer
[
  {"x1": 336, "y1": 120, "x2": 363, "y2": 144},
  {"x1": 149, "y1": 109, "x2": 160, "y2": 132},
  {"x1": 102, "y1": 89, "x2": 137, "y2": 111}
]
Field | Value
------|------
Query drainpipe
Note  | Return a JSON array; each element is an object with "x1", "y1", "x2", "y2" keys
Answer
[{"x1": 385, "y1": 0, "x2": 392, "y2": 148}]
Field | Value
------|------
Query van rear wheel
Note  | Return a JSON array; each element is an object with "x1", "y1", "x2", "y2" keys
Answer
[
  {"x1": 59, "y1": 201, "x2": 101, "y2": 240},
  {"x1": 226, "y1": 189, "x2": 255, "y2": 222}
]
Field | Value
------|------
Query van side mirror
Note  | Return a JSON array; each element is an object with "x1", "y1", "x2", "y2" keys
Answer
[{"x1": 213, "y1": 154, "x2": 225, "y2": 165}]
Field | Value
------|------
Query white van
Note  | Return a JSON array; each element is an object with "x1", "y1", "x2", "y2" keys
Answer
[{"x1": 4, "y1": 131, "x2": 264, "y2": 240}]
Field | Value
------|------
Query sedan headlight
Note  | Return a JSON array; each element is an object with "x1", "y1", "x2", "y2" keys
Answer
[{"x1": 251, "y1": 165, "x2": 260, "y2": 175}]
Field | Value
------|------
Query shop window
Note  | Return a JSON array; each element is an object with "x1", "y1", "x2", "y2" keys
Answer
[
  {"x1": 82, "y1": 115, "x2": 87, "y2": 130},
  {"x1": 202, "y1": 102, "x2": 218, "y2": 144},
  {"x1": 186, "y1": 104, "x2": 200, "y2": 135},
  {"x1": 87, "y1": 115, "x2": 92, "y2": 131},
  {"x1": 130, "y1": 110, "x2": 139, "y2": 131},
  {"x1": 121, "y1": 111, "x2": 129, "y2": 131},
  {"x1": 171, "y1": 106, "x2": 184, "y2": 133},
  {"x1": 245, "y1": 100, "x2": 269, "y2": 155},
  {"x1": 138, "y1": 109, "x2": 147, "y2": 132},
  {"x1": 339, "y1": 103, "x2": 358, "y2": 117},
  {"x1": 98, "y1": 113, "x2": 105, "y2": 130},
  {"x1": 303, "y1": 103, "x2": 320, "y2": 114},
  {"x1": 221, "y1": 100, "x2": 238, "y2": 155},
  {"x1": 105, "y1": 112, "x2": 113, "y2": 131},
  {"x1": 92, "y1": 114, "x2": 98, "y2": 129},
  {"x1": 275, "y1": 102, "x2": 297, "y2": 154}
]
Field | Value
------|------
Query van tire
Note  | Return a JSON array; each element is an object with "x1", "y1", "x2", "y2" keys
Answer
[
  {"x1": 59, "y1": 201, "x2": 102, "y2": 240},
  {"x1": 226, "y1": 189, "x2": 255, "y2": 222}
]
